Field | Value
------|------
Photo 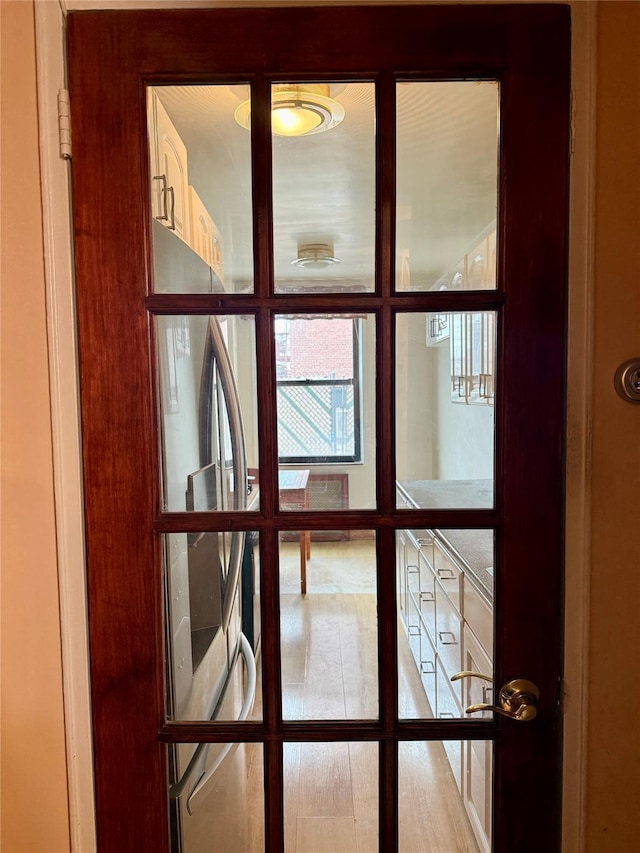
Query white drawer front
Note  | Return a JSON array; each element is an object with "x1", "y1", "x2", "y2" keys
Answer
[
  {"x1": 433, "y1": 539, "x2": 462, "y2": 614},
  {"x1": 463, "y1": 578, "x2": 493, "y2": 659},
  {"x1": 435, "y1": 581, "x2": 463, "y2": 691}
]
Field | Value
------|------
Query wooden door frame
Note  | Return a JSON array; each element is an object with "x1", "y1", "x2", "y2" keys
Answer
[{"x1": 36, "y1": 2, "x2": 595, "y2": 851}]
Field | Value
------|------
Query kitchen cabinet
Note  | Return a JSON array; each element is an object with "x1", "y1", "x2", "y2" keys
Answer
[
  {"x1": 462, "y1": 626, "x2": 492, "y2": 853},
  {"x1": 149, "y1": 92, "x2": 191, "y2": 243},
  {"x1": 148, "y1": 92, "x2": 226, "y2": 289},
  {"x1": 188, "y1": 186, "x2": 214, "y2": 268},
  {"x1": 396, "y1": 483, "x2": 494, "y2": 852},
  {"x1": 188, "y1": 187, "x2": 224, "y2": 286}
]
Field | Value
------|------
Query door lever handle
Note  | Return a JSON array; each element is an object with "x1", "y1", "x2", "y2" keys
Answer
[
  {"x1": 451, "y1": 674, "x2": 539, "y2": 722},
  {"x1": 451, "y1": 670, "x2": 492, "y2": 683}
]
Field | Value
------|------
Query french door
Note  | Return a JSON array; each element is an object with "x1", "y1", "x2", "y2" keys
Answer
[{"x1": 67, "y1": 5, "x2": 570, "y2": 851}]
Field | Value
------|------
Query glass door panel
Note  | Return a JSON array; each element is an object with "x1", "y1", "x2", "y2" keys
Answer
[
  {"x1": 284, "y1": 742, "x2": 378, "y2": 852},
  {"x1": 156, "y1": 314, "x2": 258, "y2": 513},
  {"x1": 275, "y1": 313, "x2": 376, "y2": 510},
  {"x1": 395, "y1": 81, "x2": 499, "y2": 293},
  {"x1": 398, "y1": 740, "x2": 493, "y2": 851},
  {"x1": 272, "y1": 82, "x2": 376, "y2": 294},
  {"x1": 397, "y1": 529, "x2": 494, "y2": 722},
  {"x1": 168, "y1": 742, "x2": 265, "y2": 852},
  {"x1": 148, "y1": 85, "x2": 254, "y2": 294},
  {"x1": 280, "y1": 533, "x2": 378, "y2": 720},
  {"x1": 395, "y1": 312, "x2": 496, "y2": 507},
  {"x1": 164, "y1": 531, "x2": 262, "y2": 723}
]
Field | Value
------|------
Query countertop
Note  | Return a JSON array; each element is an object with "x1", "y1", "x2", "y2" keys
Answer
[{"x1": 397, "y1": 479, "x2": 494, "y2": 599}]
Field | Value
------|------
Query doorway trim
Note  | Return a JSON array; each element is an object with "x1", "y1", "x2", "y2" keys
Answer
[{"x1": 35, "y1": 2, "x2": 595, "y2": 850}]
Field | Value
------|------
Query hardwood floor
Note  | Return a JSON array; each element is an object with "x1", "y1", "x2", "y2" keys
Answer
[{"x1": 181, "y1": 540, "x2": 479, "y2": 852}]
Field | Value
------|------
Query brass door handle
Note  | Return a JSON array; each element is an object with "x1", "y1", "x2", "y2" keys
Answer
[
  {"x1": 451, "y1": 673, "x2": 540, "y2": 722},
  {"x1": 451, "y1": 670, "x2": 492, "y2": 683}
]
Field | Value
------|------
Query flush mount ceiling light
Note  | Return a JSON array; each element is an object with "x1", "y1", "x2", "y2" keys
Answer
[
  {"x1": 234, "y1": 84, "x2": 345, "y2": 137},
  {"x1": 291, "y1": 243, "x2": 341, "y2": 270}
]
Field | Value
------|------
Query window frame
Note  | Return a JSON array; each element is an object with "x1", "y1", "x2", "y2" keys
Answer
[{"x1": 276, "y1": 317, "x2": 363, "y2": 465}]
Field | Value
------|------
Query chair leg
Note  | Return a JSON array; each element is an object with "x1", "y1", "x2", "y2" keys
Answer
[{"x1": 300, "y1": 532, "x2": 307, "y2": 595}]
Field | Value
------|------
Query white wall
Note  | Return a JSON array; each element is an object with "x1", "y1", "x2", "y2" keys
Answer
[{"x1": 396, "y1": 312, "x2": 494, "y2": 484}]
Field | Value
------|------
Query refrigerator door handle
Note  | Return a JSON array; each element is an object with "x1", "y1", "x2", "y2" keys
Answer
[
  {"x1": 199, "y1": 315, "x2": 247, "y2": 634},
  {"x1": 185, "y1": 633, "x2": 257, "y2": 816}
]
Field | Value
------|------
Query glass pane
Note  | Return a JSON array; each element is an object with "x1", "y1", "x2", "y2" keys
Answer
[
  {"x1": 285, "y1": 742, "x2": 378, "y2": 851},
  {"x1": 397, "y1": 529, "x2": 494, "y2": 721},
  {"x1": 272, "y1": 82, "x2": 375, "y2": 294},
  {"x1": 280, "y1": 534, "x2": 377, "y2": 720},
  {"x1": 398, "y1": 740, "x2": 492, "y2": 851},
  {"x1": 395, "y1": 312, "x2": 496, "y2": 508},
  {"x1": 169, "y1": 742, "x2": 264, "y2": 851},
  {"x1": 156, "y1": 315, "x2": 258, "y2": 513},
  {"x1": 148, "y1": 85, "x2": 254, "y2": 294},
  {"x1": 165, "y1": 531, "x2": 262, "y2": 723},
  {"x1": 275, "y1": 313, "x2": 376, "y2": 509},
  {"x1": 396, "y1": 81, "x2": 499, "y2": 293}
]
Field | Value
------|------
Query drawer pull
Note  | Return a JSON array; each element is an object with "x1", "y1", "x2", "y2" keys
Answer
[
  {"x1": 421, "y1": 661, "x2": 435, "y2": 674},
  {"x1": 438, "y1": 631, "x2": 457, "y2": 645},
  {"x1": 420, "y1": 591, "x2": 435, "y2": 603},
  {"x1": 437, "y1": 567, "x2": 456, "y2": 580},
  {"x1": 438, "y1": 712, "x2": 455, "y2": 719},
  {"x1": 407, "y1": 625, "x2": 420, "y2": 636},
  {"x1": 407, "y1": 564, "x2": 420, "y2": 574}
]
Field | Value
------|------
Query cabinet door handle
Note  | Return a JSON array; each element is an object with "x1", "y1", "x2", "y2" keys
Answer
[
  {"x1": 438, "y1": 630, "x2": 457, "y2": 645},
  {"x1": 437, "y1": 567, "x2": 456, "y2": 580},
  {"x1": 420, "y1": 591, "x2": 434, "y2": 603},
  {"x1": 421, "y1": 660, "x2": 435, "y2": 674},
  {"x1": 153, "y1": 174, "x2": 169, "y2": 221},
  {"x1": 152, "y1": 174, "x2": 176, "y2": 230}
]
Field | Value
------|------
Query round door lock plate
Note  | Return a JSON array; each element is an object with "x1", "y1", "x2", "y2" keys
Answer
[{"x1": 614, "y1": 359, "x2": 640, "y2": 403}]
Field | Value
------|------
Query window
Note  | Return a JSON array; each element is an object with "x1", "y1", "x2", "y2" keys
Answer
[{"x1": 275, "y1": 316, "x2": 362, "y2": 463}]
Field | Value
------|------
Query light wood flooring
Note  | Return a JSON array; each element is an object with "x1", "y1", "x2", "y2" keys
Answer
[{"x1": 181, "y1": 540, "x2": 479, "y2": 852}]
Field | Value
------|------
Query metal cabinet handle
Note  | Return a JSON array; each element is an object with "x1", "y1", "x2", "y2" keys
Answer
[
  {"x1": 152, "y1": 174, "x2": 176, "y2": 230},
  {"x1": 437, "y1": 567, "x2": 456, "y2": 580},
  {"x1": 438, "y1": 630, "x2": 457, "y2": 645},
  {"x1": 452, "y1": 676, "x2": 539, "y2": 722},
  {"x1": 153, "y1": 174, "x2": 169, "y2": 221}
]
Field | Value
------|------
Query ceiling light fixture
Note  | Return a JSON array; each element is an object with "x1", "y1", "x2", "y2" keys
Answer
[
  {"x1": 291, "y1": 243, "x2": 341, "y2": 270},
  {"x1": 234, "y1": 84, "x2": 345, "y2": 137}
]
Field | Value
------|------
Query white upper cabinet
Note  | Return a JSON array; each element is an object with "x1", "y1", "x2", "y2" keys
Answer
[
  {"x1": 188, "y1": 186, "x2": 214, "y2": 267},
  {"x1": 188, "y1": 186, "x2": 224, "y2": 285}
]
